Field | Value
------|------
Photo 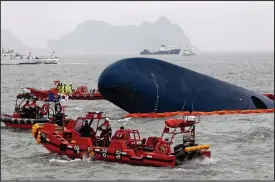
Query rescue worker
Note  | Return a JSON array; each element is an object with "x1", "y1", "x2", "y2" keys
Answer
[
  {"x1": 69, "y1": 83, "x2": 73, "y2": 92},
  {"x1": 66, "y1": 84, "x2": 72, "y2": 94},
  {"x1": 54, "y1": 102, "x2": 64, "y2": 126},
  {"x1": 59, "y1": 83, "x2": 63, "y2": 93},
  {"x1": 55, "y1": 102, "x2": 62, "y2": 113},
  {"x1": 79, "y1": 120, "x2": 92, "y2": 137},
  {"x1": 63, "y1": 84, "x2": 67, "y2": 94},
  {"x1": 30, "y1": 100, "x2": 37, "y2": 118},
  {"x1": 62, "y1": 83, "x2": 66, "y2": 94},
  {"x1": 22, "y1": 100, "x2": 30, "y2": 118},
  {"x1": 113, "y1": 126, "x2": 125, "y2": 140},
  {"x1": 91, "y1": 89, "x2": 95, "y2": 97},
  {"x1": 57, "y1": 82, "x2": 61, "y2": 92},
  {"x1": 98, "y1": 118, "x2": 112, "y2": 146}
]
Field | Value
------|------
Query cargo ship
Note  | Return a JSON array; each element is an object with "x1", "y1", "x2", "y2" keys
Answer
[
  {"x1": 98, "y1": 57, "x2": 274, "y2": 113},
  {"x1": 140, "y1": 44, "x2": 181, "y2": 55}
]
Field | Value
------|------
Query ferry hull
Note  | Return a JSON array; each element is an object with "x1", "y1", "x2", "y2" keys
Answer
[
  {"x1": 1, "y1": 59, "x2": 43, "y2": 65},
  {"x1": 98, "y1": 57, "x2": 274, "y2": 113},
  {"x1": 43, "y1": 58, "x2": 59, "y2": 64},
  {"x1": 140, "y1": 49, "x2": 181, "y2": 55}
]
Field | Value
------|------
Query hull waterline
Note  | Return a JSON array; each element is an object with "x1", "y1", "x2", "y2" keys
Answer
[{"x1": 98, "y1": 57, "x2": 274, "y2": 113}]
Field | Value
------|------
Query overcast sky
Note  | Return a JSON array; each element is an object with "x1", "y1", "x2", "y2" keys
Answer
[{"x1": 1, "y1": 1, "x2": 274, "y2": 52}]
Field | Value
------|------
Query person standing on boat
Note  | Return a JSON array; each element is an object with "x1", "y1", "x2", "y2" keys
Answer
[
  {"x1": 60, "y1": 83, "x2": 65, "y2": 94},
  {"x1": 113, "y1": 126, "x2": 126, "y2": 140},
  {"x1": 58, "y1": 83, "x2": 63, "y2": 93},
  {"x1": 98, "y1": 118, "x2": 112, "y2": 146},
  {"x1": 54, "y1": 102, "x2": 62, "y2": 113},
  {"x1": 79, "y1": 120, "x2": 96, "y2": 139},
  {"x1": 54, "y1": 102, "x2": 64, "y2": 126},
  {"x1": 22, "y1": 100, "x2": 31, "y2": 117},
  {"x1": 91, "y1": 89, "x2": 95, "y2": 96},
  {"x1": 69, "y1": 83, "x2": 73, "y2": 92},
  {"x1": 56, "y1": 82, "x2": 61, "y2": 92},
  {"x1": 66, "y1": 84, "x2": 72, "y2": 94},
  {"x1": 63, "y1": 84, "x2": 67, "y2": 94},
  {"x1": 30, "y1": 100, "x2": 37, "y2": 118},
  {"x1": 79, "y1": 120, "x2": 92, "y2": 137}
]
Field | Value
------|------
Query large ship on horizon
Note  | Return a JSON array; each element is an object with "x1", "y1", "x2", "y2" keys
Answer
[{"x1": 140, "y1": 44, "x2": 181, "y2": 55}]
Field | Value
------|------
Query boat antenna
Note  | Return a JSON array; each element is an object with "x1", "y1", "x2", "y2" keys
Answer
[
  {"x1": 180, "y1": 99, "x2": 187, "y2": 119},
  {"x1": 181, "y1": 99, "x2": 187, "y2": 112}
]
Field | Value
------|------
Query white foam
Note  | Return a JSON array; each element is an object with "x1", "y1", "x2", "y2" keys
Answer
[{"x1": 49, "y1": 158, "x2": 81, "y2": 163}]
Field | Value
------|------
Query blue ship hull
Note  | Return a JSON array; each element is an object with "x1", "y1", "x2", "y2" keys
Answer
[
  {"x1": 98, "y1": 57, "x2": 274, "y2": 113},
  {"x1": 140, "y1": 49, "x2": 181, "y2": 55}
]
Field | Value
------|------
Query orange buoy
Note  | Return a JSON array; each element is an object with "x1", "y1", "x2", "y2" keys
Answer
[{"x1": 124, "y1": 107, "x2": 274, "y2": 118}]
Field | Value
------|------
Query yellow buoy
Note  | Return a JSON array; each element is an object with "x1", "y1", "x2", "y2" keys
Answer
[
  {"x1": 184, "y1": 144, "x2": 210, "y2": 153},
  {"x1": 33, "y1": 124, "x2": 39, "y2": 129}
]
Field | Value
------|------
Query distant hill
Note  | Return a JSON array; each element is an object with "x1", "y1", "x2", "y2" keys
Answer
[
  {"x1": 1, "y1": 29, "x2": 28, "y2": 52},
  {"x1": 1, "y1": 29, "x2": 50, "y2": 55},
  {"x1": 47, "y1": 16, "x2": 199, "y2": 54}
]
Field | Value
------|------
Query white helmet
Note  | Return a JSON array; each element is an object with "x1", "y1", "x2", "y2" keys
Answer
[{"x1": 105, "y1": 118, "x2": 110, "y2": 122}]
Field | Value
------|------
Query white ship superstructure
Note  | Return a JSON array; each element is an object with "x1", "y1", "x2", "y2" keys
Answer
[
  {"x1": 1, "y1": 48, "x2": 43, "y2": 65},
  {"x1": 42, "y1": 52, "x2": 59, "y2": 64}
]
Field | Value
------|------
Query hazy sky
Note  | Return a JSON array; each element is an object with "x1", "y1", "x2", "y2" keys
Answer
[{"x1": 1, "y1": 1, "x2": 274, "y2": 52}]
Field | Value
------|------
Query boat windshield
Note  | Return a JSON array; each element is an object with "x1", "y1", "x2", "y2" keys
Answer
[
  {"x1": 74, "y1": 119, "x2": 84, "y2": 132},
  {"x1": 74, "y1": 118, "x2": 94, "y2": 132}
]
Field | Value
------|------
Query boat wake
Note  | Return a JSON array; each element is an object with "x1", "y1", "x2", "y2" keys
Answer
[
  {"x1": 62, "y1": 63, "x2": 88, "y2": 65},
  {"x1": 73, "y1": 106, "x2": 83, "y2": 111},
  {"x1": 49, "y1": 155, "x2": 94, "y2": 165},
  {"x1": 49, "y1": 158, "x2": 82, "y2": 164}
]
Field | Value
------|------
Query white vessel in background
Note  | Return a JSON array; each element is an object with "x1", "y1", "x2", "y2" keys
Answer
[
  {"x1": 41, "y1": 51, "x2": 59, "y2": 64},
  {"x1": 182, "y1": 49, "x2": 196, "y2": 56},
  {"x1": 181, "y1": 44, "x2": 196, "y2": 56},
  {"x1": 1, "y1": 48, "x2": 43, "y2": 65}
]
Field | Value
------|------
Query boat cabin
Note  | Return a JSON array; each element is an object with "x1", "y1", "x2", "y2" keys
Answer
[
  {"x1": 14, "y1": 91, "x2": 66, "y2": 123},
  {"x1": 71, "y1": 112, "x2": 144, "y2": 148},
  {"x1": 160, "y1": 116, "x2": 199, "y2": 148},
  {"x1": 75, "y1": 86, "x2": 89, "y2": 93},
  {"x1": 72, "y1": 112, "x2": 107, "y2": 143}
]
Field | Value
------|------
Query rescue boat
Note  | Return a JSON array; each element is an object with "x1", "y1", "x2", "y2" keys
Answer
[
  {"x1": 33, "y1": 112, "x2": 210, "y2": 167},
  {"x1": 1, "y1": 93, "x2": 68, "y2": 129},
  {"x1": 17, "y1": 80, "x2": 104, "y2": 101}
]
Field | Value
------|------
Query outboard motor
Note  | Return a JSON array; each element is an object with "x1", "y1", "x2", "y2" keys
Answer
[{"x1": 174, "y1": 135, "x2": 198, "y2": 165}]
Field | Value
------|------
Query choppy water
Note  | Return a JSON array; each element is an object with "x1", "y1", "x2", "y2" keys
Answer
[{"x1": 1, "y1": 52, "x2": 274, "y2": 180}]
